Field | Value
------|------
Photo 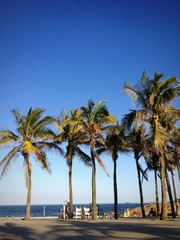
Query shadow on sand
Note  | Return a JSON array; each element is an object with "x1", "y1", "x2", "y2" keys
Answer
[
  {"x1": 0, "y1": 222, "x2": 37, "y2": 240},
  {"x1": 0, "y1": 218, "x2": 180, "y2": 240}
]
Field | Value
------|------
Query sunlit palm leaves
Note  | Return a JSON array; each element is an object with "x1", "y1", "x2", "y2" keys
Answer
[{"x1": 0, "y1": 107, "x2": 62, "y2": 220}]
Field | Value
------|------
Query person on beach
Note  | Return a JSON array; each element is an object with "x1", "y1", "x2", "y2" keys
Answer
[{"x1": 148, "y1": 208, "x2": 157, "y2": 217}]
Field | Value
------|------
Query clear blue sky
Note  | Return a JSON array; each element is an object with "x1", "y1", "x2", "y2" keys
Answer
[{"x1": 0, "y1": 0, "x2": 179, "y2": 205}]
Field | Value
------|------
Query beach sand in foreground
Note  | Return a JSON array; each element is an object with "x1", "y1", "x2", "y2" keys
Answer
[{"x1": 0, "y1": 217, "x2": 180, "y2": 240}]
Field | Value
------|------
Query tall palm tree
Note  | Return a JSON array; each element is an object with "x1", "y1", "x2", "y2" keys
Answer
[
  {"x1": 170, "y1": 140, "x2": 180, "y2": 216},
  {"x1": 128, "y1": 127, "x2": 147, "y2": 218},
  {"x1": 0, "y1": 107, "x2": 62, "y2": 220},
  {"x1": 122, "y1": 112, "x2": 147, "y2": 218},
  {"x1": 165, "y1": 168, "x2": 176, "y2": 218},
  {"x1": 145, "y1": 152, "x2": 161, "y2": 216},
  {"x1": 170, "y1": 168, "x2": 179, "y2": 216},
  {"x1": 97, "y1": 124, "x2": 129, "y2": 219},
  {"x1": 123, "y1": 72, "x2": 180, "y2": 220},
  {"x1": 167, "y1": 121, "x2": 180, "y2": 216},
  {"x1": 54, "y1": 108, "x2": 91, "y2": 218},
  {"x1": 80, "y1": 99, "x2": 117, "y2": 220}
]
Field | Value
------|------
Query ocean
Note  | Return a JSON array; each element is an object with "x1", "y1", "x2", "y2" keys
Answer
[{"x1": 0, "y1": 203, "x2": 141, "y2": 218}]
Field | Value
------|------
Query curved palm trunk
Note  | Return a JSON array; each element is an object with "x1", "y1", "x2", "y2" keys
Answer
[
  {"x1": 171, "y1": 170, "x2": 179, "y2": 216},
  {"x1": 91, "y1": 150, "x2": 97, "y2": 220},
  {"x1": 160, "y1": 156, "x2": 167, "y2": 220},
  {"x1": 154, "y1": 169, "x2": 160, "y2": 216},
  {"x1": 69, "y1": 163, "x2": 73, "y2": 219},
  {"x1": 24, "y1": 157, "x2": 32, "y2": 220},
  {"x1": 113, "y1": 159, "x2": 118, "y2": 219},
  {"x1": 165, "y1": 169, "x2": 176, "y2": 218},
  {"x1": 134, "y1": 153, "x2": 146, "y2": 218}
]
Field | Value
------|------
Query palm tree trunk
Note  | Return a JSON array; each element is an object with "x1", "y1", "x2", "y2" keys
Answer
[
  {"x1": 171, "y1": 170, "x2": 179, "y2": 216},
  {"x1": 165, "y1": 169, "x2": 176, "y2": 218},
  {"x1": 154, "y1": 169, "x2": 160, "y2": 216},
  {"x1": 113, "y1": 159, "x2": 118, "y2": 219},
  {"x1": 91, "y1": 150, "x2": 97, "y2": 220},
  {"x1": 135, "y1": 153, "x2": 146, "y2": 218},
  {"x1": 25, "y1": 161, "x2": 32, "y2": 220},
  {"x1": 69, "y1": 163, "x2": 73, "y2": 219},
  {"x1": 160, "y1": 156, "x2": 167, "y2": 220}
]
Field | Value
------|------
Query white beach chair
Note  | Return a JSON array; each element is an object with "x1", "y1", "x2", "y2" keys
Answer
[
  {"x1": 84, "y1": 207, "x2": 90, "y2": 218},
  {"x1": 75, "y1": 206, "x2": 81, "y2": 219}
]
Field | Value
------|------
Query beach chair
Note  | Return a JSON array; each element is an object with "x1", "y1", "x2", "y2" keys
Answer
[
  {"x1": 84, "y1": 207, "x2": 90, "y2": 218},
  {"x1": 74, "y1": 206, "x2": 81, "y2": 219}
]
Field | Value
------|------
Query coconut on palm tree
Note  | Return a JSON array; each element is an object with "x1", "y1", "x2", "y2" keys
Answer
[{"x1": 0, "y1": 107, "x2": 63, "y2": 220}]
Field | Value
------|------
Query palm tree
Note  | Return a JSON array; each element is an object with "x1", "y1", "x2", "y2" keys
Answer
[
  {"x1": 168, "y1": 123, "x2": 180, "y2": 216},
  {"x1": 54, "y1": 108, "x2": 91, "y2": 218},
  {"x1": 122, "y1": 112, "x2": 147, "y2": 218},
  {"x1": 145, "y1": 152, "x2": 161, "y2": 216},
  {"x1": 165, "y1": 168, "x2": 176, "y2": 218},
  {"x1": 0, "y1": 107, "x2": 62, "y2": 220},
  {"x1": 158, "y1": 109, "x2": 179, "y2": 217},
  {"x1": 171, "y1": 168, "x2": 179, "y2": 216},
  {"x1": 123, "y1": 72, "x2": 180, "y2": 220},
  {"x1": 97, "y1": 124, "x2": 129, "y2": 219},
  {"x1": 80, "y1": 99, "x2": 117, "y2": 220},
  {"x1": 128, "y1": 127, "x2": 147, "y2": 218},
  {"x1": 170, "y1": 140, "x2": 180, "y2": 216}
]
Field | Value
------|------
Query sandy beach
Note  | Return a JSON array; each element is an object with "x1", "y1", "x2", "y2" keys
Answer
[{"x1": 0, "y1": 216, "x2": 179, "y2": 240}]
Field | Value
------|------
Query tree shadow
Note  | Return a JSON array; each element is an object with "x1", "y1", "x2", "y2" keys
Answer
[
  {"x1": 0, "y1": 218, "x2": 179, "y2": 240},
  {"x1": 41, "y1": 219, "x2": 180, "y2": 240},
  {"x1": 0, "y1": 222, "x2": 38, "y2": 240}
]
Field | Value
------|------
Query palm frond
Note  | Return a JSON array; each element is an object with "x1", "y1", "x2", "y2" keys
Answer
[
  {"x1": 11, "y1": 109, "x2": 25, "y2": 136},
  {"x1": 0, "y1": 130, "x2": 18, "y2": 146},
  {"x1": 165, "y1": 107, "x2": 180, "y2": 119},
  {"x1": 98, "y1": 115, "x2": 117, "y2": 126},
  {"x1": 138, "y1": 162, "x2": 148, "y2": 182},
  {"x1": 76, "y1": 147, "x2": 92, "y2": 166},
  {"x1": 33, "y1": 128, "x2": 56, "y2": 140},
  {"x1": 141, "y1": 71, "x2": 148, "y2": 86},
  {"x1": 32, "y1": 115, "x2": 54, "y2": 137},
  {"x1": 65, "y1": 144, "x2": 76, "y2": 165},
  {"x1": 153, "y1": 120, "x2": 168, "y2": 155},
  {"x1": 158, "y1": 76, "x2": 177, "y2": 92},
  {"x1": 121, "y1": 110, "x2": 137, "y2": 130},
  {"x1": 123, "y1": 84, "x2": 139, "y2": 104},
  {"x1": 153, "y1": 72, "x2": 164, "y2": 87},
  {"x1": 38, "y1": 141, "x2": 64, "y2": 156},
  {"x1": 32, "y1": 145, "x2": 51, "y2": 174},
  {"x1": 26, "y1": 108, "x2": 45, "y2": 136},
  {"x1": 92, "y1": 149, "x2": 109, "y2": 176},
  {"x1": 0, "y1": 146, "x2": 20, "y2": 178}
]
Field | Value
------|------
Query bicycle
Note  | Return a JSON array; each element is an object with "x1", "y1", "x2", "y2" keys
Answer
[{"x1": 88, "y1": 205, "x2": 104, "y2": 219}]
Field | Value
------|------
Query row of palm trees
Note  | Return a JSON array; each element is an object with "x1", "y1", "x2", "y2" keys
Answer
[
  {"x1": 122, "y1": 72, "x2": 180, "y2": 220},
  {"x1": 0, "y1": 72, "x2": 179, "y2": 221}
]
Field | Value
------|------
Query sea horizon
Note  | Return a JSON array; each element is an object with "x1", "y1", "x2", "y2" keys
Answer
[
  {"x1": 0, "y1": 201, "x2": 144, "y2": 206},
  {"x1": 0, "y1": 203, "x2": 145, "y2": 218}
]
